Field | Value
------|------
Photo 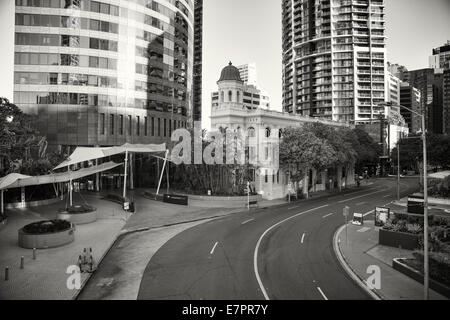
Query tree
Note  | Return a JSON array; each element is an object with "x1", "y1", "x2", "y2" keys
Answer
[
  {"x1": 280, "y1": 126, "x2": 337, "y2": 197},
  {"x1": 0, "y1": 97, "x2": 49, "y2": 175},
  {"x1": 351, "y1": 127, "x2": 382, "y2": 174}
]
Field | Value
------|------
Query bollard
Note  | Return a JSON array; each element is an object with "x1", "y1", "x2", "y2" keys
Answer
[
  {"x1": 89, "y1": 256, "x2": 93, "y2": 272},
  {"x1": 33, "y1": 248, "x2": 36, "y2": 260},
  {"x1": 20, "y1": 256, "x2": 24, "y2": 269},
  {"x1": 78, "y1": 255, "x2": 82, "y2": 271},
  {"x1": 5, "y1": 267, "x2": 9, "y2": 281}
]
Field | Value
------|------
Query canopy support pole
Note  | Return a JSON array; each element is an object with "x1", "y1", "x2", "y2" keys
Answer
[
  {"x1": 156, "y1": 150, "x2": 169, "y2": 196},
  {"x1": 69, "y1": 179, "x2": 73, "y2": 207},
  {"x1": 123, "y1": 150, "x2": 128, "y2": 199}
]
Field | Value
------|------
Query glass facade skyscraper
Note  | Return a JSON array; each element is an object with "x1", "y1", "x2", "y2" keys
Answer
[
  {"x1": 282, "y1": 0, "x2": 387, "y2": 123},
  {"x1": 13, "y1": 0, "x2": 197, "y2": 148}
]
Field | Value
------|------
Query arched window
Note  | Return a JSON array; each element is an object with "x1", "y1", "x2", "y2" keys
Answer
[
  {"x1": 265, "y1": 127, "x2": 271, "y2": 138},
  {"x1": 237, "y1": 91, "x2": 240, "y2": 103},
  {"x1": 220, "y1": 91, "x2": 224, "y2": 102},
  {"x1": 228, "y1": 90, "x2": 232, "y2": 102},
  {"x1": 248, "y1": 127, "x2": 256, "y2": 138}
]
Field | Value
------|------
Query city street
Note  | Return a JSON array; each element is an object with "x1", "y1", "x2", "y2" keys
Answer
[{"x1": 137, "y1": 178, "x2": 419, "y2": 300}]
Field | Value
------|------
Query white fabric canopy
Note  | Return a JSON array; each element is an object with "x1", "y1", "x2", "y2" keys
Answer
[
  {"x1": 54, "y1": 143, "x2": 166, "y2": 170},
  {"x1": 0, "y1": 162, "x2": 122, "y2": 190},
  {"x1": 0, "y1": 173, "x2": 32, "y2": 190}
]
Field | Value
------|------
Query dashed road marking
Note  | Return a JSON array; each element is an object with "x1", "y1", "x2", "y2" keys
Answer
[
  {"x1": 322, "y1": 213, "x2": 335, "y2": 218},
  {"x1": 254, "y1": 204, "x2": 329, "y2": 300},
  {"x1": 317, "y1": 287, "x2": 328, "y2": 300},
  {"x1": 301, "y1": 233, "x2": 306, "y2": 244},
  {"x1": 210, "y1": 242, "x2": 218, "y2": 255},
  {"x1": 242, "y1": 218, "x2": 255, "y2": 225}
]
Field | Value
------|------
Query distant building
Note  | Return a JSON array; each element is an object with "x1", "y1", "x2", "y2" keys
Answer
[
  {"x1": 211, "y1": 62, "x2": 355, "y2": 200},
  {"x1": 387, "y1": 62, "x2": 409, "y2": 83},
  {"x1": 193, "y1": 0, "x2": 203, "y2": 122},
  {"x1": 430, "y1": 41, "x2": 450, "y2": 71},
  {"x1": 400, "y1": 83, "x2": 422, "y2": 134},
  {"x1": 386, "y1": 71, "x2": 402, "y2": 106},
  {"x1": 444, "y1": 69, "x2": 450, "y2": 134},
  {"x1": 212, "y1": 62, "x2": 270, "y2": 111},
  {"x1": 237, "y1": 63, "x2": 258, "y2": 87},
  {"x1": 407, "y1": 68, "x2": 444, "y2": 134}
]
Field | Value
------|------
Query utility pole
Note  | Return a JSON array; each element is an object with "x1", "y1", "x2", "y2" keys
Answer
[
  {"x1": 422, "y1": 113, "x2": 429, "y2": 300},
  {"x1": 397, "y1": 141, "x2": 400, "y2": 201},
  {"x1": 392, "y1": 104, "x2": 429, "y2": 300}
]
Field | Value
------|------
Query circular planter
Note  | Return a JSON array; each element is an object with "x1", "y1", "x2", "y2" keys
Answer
[
  {"x1": 18, "y1": 220, "x2": 75, "y2": 249},
  {"x1": 57, "y1": 206, "x2": 97, "y2": 225}
]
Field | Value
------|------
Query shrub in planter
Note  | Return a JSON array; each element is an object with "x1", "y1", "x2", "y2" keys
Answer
[
  {"x1": 22, "y1": 219, "x2": 71, "y2": 234},
  {"x1": 412, "y1": 251, "x2": 450, "y2": 288}
]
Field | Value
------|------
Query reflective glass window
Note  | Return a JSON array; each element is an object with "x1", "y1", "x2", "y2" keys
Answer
[
  {"x1": 30, "y1": 14, "x2": 40, "y2": 26},
  {"x1": 89, "y1": 56, "x2": 98, "y2": 68},
  {"x1": 29, "y1": 53, "x2": 39, "y2": 65},
  {"x1": 19, "y1": 53, "x2": 29, "y2": 64},
  {"x1": 100, "y1": 3, "x2": 109, "y2": 14},
  {"x1": 79, "y1": 55, "x2": 89, "y2": 67},
  {"x1": 99, "y1": 57, "x2": 107, "y2": 69},
  {"x1": 41, "y1": 15, "x2": 50, "y2": 27},
  {"x1": 48, "y1": 53, "x2": 58, "y2": 65}
]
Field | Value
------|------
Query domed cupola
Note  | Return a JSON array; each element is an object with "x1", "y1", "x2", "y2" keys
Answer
[{"x1": 218, "y1": 62, "x2": 244, "y2": 83}]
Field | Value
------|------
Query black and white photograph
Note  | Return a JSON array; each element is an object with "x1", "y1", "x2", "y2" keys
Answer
[{"x1": 0, "y1": 0, "x2": 449, "y2": 312}]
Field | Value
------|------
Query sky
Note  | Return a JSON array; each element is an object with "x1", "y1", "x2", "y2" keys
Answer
[{"x1": 202, "y1": 0, "x2": 450, "y2": 128}]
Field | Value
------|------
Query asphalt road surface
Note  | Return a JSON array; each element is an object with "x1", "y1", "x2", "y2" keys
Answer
[{"x1": 138, "y1": 178, "x2": 419, "y2": 300}]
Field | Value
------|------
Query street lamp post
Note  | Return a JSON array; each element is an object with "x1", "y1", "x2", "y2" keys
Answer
[
  {"x1": 396, "y1": 104, "x2": 429, "y2": 300},
  {"x1": 397, "y1": 141, "x2": 400, "y2": 201}
]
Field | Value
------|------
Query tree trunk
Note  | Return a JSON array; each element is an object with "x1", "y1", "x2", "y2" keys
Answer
[
  {"x1": 303, "y1": 169, "x2": 309, "y2": 198},
  {"x1": 337, "y1": 165, "x2": 343, "y2": 192}
]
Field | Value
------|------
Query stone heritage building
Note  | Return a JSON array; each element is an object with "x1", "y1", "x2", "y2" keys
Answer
[{"x1": 211, "y1": 62, "x2": 356, "y2": 200}]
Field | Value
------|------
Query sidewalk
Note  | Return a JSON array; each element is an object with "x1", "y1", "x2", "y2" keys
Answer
[
  {"x1": 334, "y1": 220, "x2": 448, "y2": 300},
  {"x1": 0, "y1": 193, "x2": 128, "y2": 300}
]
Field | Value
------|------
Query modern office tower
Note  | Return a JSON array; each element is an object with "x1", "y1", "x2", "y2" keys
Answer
[
  {"x1": 282, "y1": 0, "x2": 387, "y2": 123},
  {"x1": 444, "y1": 69, "x2": 450, "y2": 134},
  {"x1": 13, "y1": 0, "x2": 197, "y2": 149},
  {"x1": 408, "y1": 68, "x2": 444, "y2": 134},
  {"x1": 386, "y1": 71, "x2": 402, "y2": 106},
  {"x1": 399, "y1": 83, "x2": 422, "y2": 134},
  {"x1": 212, "y1": 62, "x2": 270, "y2": 111},
  {"x1": 430, "y1": 41, "x2": 450, "y2": 70},
  {"x1": 193, "y1": 0, "x2": 203, "y2": 122},
  {"x1": 237, "y1": 63, "x2": 258, "y2": 86}
]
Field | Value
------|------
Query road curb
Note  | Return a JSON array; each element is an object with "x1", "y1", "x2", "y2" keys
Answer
[
  {"x1": 72, "y1": 210, "x2": 134, "y2": 300},
  {"x1": 333, "y1": 224, "x2": 383, "y2": 301}
]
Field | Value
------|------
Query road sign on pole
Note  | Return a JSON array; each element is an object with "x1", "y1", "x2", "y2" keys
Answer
[{"x1": 343, "y1": 206, "x2": 350, "y2": 245}]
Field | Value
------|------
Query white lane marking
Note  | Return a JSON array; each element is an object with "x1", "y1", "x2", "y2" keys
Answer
[
  {"x1": 355, "y1": 201, "x2": 366, "y2": 206},
  {"x1": 363, "y1": 210, "x2": 374, "y2": 217},
  {"x1": 337, "y1": 190, "x2": 385, "y2": 203},
  {"x1": 254, "y1": 204, "x2": 330, "y2": 300},
  {"x1": 301, "y1": 233, "x2": 306, "y2": 244},
  {"x1": 242, "y1": 218, "x2": 255, "y2": 225},
  {"x1": 210, "y1": 242, "x2": 218, "y2": 255},
  {"x1": 357, "y1": 227, "x2": 371, "y2": 233},
  {"x1": 317, "y1": 287, "x2": 328, "y2": 300},
  {"x1": 322, "y1": 212, "x2": 335, "y2": 219},
  {"x1": 383, "y1": 195, "x2": 391, "y2": 198}
]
